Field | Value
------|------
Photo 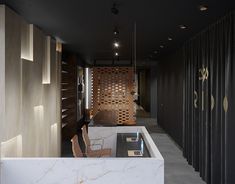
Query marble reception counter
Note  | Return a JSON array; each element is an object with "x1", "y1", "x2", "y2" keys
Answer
[{"x1": 1, "y1": 126, "x2": 164, "y2": 184}]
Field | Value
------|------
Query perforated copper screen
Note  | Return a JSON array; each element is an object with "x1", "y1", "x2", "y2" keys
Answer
[{"x1": 91, "y1": 67, "x2": 136, "y2": 125}]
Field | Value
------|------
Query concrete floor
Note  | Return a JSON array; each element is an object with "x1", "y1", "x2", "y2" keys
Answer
[{"x1": 137, "y1": 118, "x2": 206, "y2": 184}]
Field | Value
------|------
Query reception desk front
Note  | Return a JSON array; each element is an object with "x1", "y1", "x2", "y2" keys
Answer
[{"x1": 1, "y1": 126, "x2": 164, "y2": 184}]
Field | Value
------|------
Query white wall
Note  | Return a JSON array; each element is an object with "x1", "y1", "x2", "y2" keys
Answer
[
  {"x1": 0, "y1": 5, "x2": 5, "y2": 158},
  {"x1": 0, "y1": 5, "x2": 61, "y2": 157}
]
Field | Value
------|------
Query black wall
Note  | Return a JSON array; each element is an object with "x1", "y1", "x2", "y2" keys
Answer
[
  {"x1": 157, "y1": 11, "x2": 235, "y2": 184},
  {"x1": 150, "y1": 68, "x2": 158, "y2": 118},
  {"x1": 157, "y1": 50, "x2": 184, "y2": 147},
  {"x1": 183, "y1": 12, "x2": 235, "y2": 184},
  {"x1": 138, "y1": 69, "x2": 151, "y2": 112}
]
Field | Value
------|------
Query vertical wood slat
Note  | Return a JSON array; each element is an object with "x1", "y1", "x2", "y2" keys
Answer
[{"x1": 61, "y1": 56, "x2": 77, "y2": 139}]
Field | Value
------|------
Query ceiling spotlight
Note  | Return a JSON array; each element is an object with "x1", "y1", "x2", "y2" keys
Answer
[
  {"x1": 160, "y1": 45, "x2": 164, "y2": 49},
  {"x1": 168, "y1": 37, "x2": 173, "y2": 41},
  {"x1": 199, "y1": 5, "x2": 208, "y2": 11},
  {"x1": 114, "y1": 42, "x2": 120, "y2": 48},
  {"x1": 115, "y1": 52, "x2": 119, "y2": 56},
  {"x1": 113, "y1": 27, "x2": 119, "y2": 35},
  {"x1": 179, "y1": 25, "x2": 187, "y2": 29}
]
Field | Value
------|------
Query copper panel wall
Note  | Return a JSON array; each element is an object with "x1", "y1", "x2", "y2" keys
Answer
[{"x1": 92, "y1": 67, "x2": 136, "y2": 125}]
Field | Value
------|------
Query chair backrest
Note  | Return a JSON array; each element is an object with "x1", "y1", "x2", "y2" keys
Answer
[
  {"x1": 82, "y1": 125, "x2": 92, "y2": 153},
  {"x1": 71, "y1": 135, "x2": 83, "y2": 157}
]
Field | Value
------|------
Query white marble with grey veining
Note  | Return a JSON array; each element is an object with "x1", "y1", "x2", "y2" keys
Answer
[
  {"x1": 1, "y1": 126, "x2": 164, "y2": 184},
  {"x1": 1, "y1": 157, "x2": 163, "y2": 184},
  {"x1": 88, "y1": 126, "x2": 164, "y2": 159}
]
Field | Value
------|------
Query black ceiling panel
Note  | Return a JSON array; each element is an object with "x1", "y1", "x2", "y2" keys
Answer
[{"x1": 2, "y1": 0, "x2": 235, "y2": 62}]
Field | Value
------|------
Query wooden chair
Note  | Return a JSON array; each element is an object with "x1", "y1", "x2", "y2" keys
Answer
[
  {"x1": 82, "y1": 125, "x2": 112, "y2": 157},
  {"x1": 71, "y1": 135, "x2": 84, "y2": 157}
]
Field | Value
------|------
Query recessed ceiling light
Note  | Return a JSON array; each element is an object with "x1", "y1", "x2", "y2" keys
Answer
[
  {"x1": 199, "y1": 5, "x2": 208, "y2": 11},
  {"x1": 115, "y1": 52, "x2": 119, "y2": 56},
  {"x1": 113, "y1": 42, "x2": 120, "y2": 48},
  {"x1": 168, "y1": 37, "x2": 173, "y2": 41},
  {"x1": 179, "y1": 25, "x2": 187, "y2": 29},
  {"x1": 154, "y1": 51, "x2": 158, "y2": 54},
  {"x1": 160, "y1": 45, "x2": 164, "y2": 49}
]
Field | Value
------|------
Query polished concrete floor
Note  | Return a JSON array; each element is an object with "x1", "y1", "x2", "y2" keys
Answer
[{"x1": 137, "y1": 118, "x2": 206, "y2": 184}]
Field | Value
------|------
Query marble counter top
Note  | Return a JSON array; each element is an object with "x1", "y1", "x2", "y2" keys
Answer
[
  {"x1": 88, "y1": 126, "x2": 164, "y2": 159},
  {"x1": 1, "y1": 126, "x2": 164, "y2": 184}
]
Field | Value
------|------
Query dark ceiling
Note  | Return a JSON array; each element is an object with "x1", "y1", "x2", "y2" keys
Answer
[{"x1": 3, "y1": 0, "x2": 235, "y2": 62}]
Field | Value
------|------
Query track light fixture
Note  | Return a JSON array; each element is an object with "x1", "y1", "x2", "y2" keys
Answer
[
  {"x1": 113, "y1": 41, "x2": 120, "y2": 48},
  {"x1": 179, "y1": 25, "x2": 187, "y2": 29},
  {"x1": 111, "y1": 3, "x2": 121, "y2": 59},
  {"x1": 113, "y1": 27, "x2": 119, "y2": 35},
  {"x1": 199, "y1": 5, "x2": 208, "y2": 11},
  {"x1": 111, "y1": 3, "x2": 119, "y2": 15}
]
